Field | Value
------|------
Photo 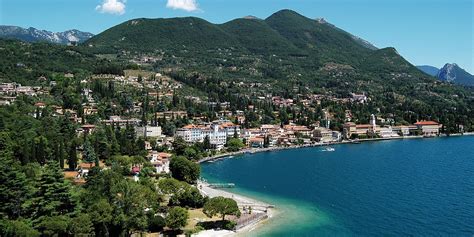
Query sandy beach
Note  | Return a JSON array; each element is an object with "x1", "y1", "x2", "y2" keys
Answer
[{"x1": 195, "y1": 181, "x2": 276, "y2": 236}]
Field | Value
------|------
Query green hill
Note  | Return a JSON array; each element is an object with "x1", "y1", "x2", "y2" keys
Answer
[
  {"x1": 0, "y1": 39, "x2": 121, "y2": 85},
  {"x1": 86, "y1": 17, "x2": 241, "y2": 52},
  {"x1": 264, "y1": 10, "x2": 372, "y2": 64},
  {"x1": 86, "y1": 10, "x2": 373, "y2": 62},
  {"x1": 220, "y1": 18, "x2": 300, "y2": 55}
]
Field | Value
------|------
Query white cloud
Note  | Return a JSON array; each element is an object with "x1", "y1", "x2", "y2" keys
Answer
[
  {"x1": 166, "y1": 0, "x2": 199, "y2": 12},
  {"x1": 96, "y1": 0, "x2": 126, "y2": 15}
]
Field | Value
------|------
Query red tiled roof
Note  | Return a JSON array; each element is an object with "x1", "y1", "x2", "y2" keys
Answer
[
  {"x1": 158, "y1": 152, "x2": 172, "y2": 159},
  {"x1": 221, "y1": 122, "x2": 238, "y2": 128},
  {"x1": 415, "y1": 121, "x2": 439, "y2": 126}
]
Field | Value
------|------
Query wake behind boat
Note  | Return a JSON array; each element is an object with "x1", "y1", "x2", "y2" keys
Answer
[{"x1": 322, "y1": 147, "x2": 335, "y2": 152}]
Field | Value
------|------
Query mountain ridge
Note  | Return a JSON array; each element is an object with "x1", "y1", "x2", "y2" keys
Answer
[
  {"x1": 0, "y1": 25, "x2": 93, "y2": 44},
  {"x1": 86, "y1": 9, "x2": 376, "y2": 56}
]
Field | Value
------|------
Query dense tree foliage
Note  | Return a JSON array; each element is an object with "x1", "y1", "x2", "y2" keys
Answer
[
  {"x1": 203, "y1": 197, "x2": 241, "y2": 221},
  {"x1": 169, "y1": 156, "x2": 201, "y2": 184},
  {"x1": 165, "y1": 207, "x2": 188, "y2": 230}
]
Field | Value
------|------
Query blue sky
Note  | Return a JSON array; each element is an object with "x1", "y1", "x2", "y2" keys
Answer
[{"x1": 1, "y1": 0, "x2": 473, "y2": 73}]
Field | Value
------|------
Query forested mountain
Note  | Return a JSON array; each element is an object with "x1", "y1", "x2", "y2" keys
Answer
[
  {"x1": 86, "y1": 10, "x2": 374, "y2": 59},
  {"x1": 220, "y1": 18, "x2": 300, "y2": 54},
  {"x1": 0, "y1": 39, "x2": 122, "y2": 85},
  {"x1": 0, "y1": 26, "x2": 93, "y2": 44},
  {"x1": 85, "y1": 17, "x2": 240, "y2": 52}
]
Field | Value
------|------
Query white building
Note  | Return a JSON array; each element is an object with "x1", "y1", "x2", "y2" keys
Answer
[
  {"x1": 214, "y1": 120, "x2": 241, "y2": 137},
  {"x1": 379, "y1": 126, "x2": 396, "y2": 138},
  {"x1": 136, "y1": 126, "x2": 162, "y2": 138},
  {"x1": 176, "y1": 122, "x2": 239, "y2": 149},
  {"x1": 313, "y1": 127, "x2": 333, "y2": 142},
  {"x1": 414, "y1": 121, "x2": 441, "y2": 137},
  {"x1": 149, "y1": 152, "x2": 171, "y2": 174},
  {"x1": 313, "y1": 127, "x2": 341, "y2": 142},
  {"x1": 102, "y1": 116, "x2": 141, "y2": 127},
  {"x1": 350, "y1": 93, "x2": 368, "y2": 103},
  {"x1": 202, "y1": 125, "x2": 227, "y2": 148}
]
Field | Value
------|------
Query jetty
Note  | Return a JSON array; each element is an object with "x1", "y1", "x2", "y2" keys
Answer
[{"x1": 208, "y1": 183, "x2": 235, "y2": 188}]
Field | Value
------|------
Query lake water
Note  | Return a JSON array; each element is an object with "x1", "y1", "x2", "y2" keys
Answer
[{"x1": 201, "y1": 136, "x2": 474, "y2": 236}]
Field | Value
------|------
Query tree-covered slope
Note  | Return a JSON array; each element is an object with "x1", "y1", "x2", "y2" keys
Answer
[
  {"x1": 86, "y1": 9, "x2": 374, "y2": 63},
  {"x1": 220, "y1": 18, "x2": 301, "y2": 55},
  {"x1": 86, "y1": 17, "x2": 241, "y2": 52},
  {"x1": 360, "y1": 47, "x2": 421, "y2": 75},
  {"x1": 264, "y1": 10, "x2": 372, "y2": 64},
  {"x1": 0, "y1": 39, "x2": 122, "y2": 85}
]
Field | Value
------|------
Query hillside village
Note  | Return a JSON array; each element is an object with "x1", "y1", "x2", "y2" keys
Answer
[{"x1": 1, "y1": 70, "x2": 450, "y2": 177}]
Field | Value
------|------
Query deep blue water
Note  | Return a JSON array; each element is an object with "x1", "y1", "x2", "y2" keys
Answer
[{"x1": 201, "y1": 136, "x2": 474, "y2": 236}]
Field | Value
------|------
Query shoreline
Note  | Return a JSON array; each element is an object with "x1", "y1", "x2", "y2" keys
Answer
[
  {"x1": 198, "y1": 132, "x2": 474, "y2": 164},
  {"x1": 196, "y1": 133, "x2": 474, "y2": 236},
  {"x1": 196, "y1": 181, "x2": 276, "y2": 236}
]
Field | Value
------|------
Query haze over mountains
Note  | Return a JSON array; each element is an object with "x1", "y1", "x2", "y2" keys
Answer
[
  {"x1": 417, "y1": 64, "x2": 474, "y2": 86},
  {"x1": 0, "y1": 26, "x2": 93, "y2": 44}
]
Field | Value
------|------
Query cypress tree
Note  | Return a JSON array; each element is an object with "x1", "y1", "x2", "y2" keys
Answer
[
  {"x1": 30, "y1": 161, "x2": 75, "y2": 225},
  {"x1": 68, "y1": 141, "x2": 77, "y2": 171},
  {"x1": 83, "y1": 139, "x2": 97, "y2": 167}
]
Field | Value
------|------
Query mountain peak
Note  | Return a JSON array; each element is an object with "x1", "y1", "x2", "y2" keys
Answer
[
  {"x1": 267, "y1": 9, "x2": 307, "y2": 20},
  {"x1": 242, "y1": 15, "x2": 260, "y2": 20},
  {"x1": 443, "y1": 63, "x2": 458, "y2": 68},
  {"x1": 437, "y1": 63, "x2": 474, "y2": 86},
  {"x1": 0, "y1": 26, "x2": 93, "y2": 44}
]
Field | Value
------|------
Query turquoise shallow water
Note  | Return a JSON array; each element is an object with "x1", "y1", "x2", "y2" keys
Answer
[{"x1": 201, "y1": 136, "x2": 474, "y2": 236}]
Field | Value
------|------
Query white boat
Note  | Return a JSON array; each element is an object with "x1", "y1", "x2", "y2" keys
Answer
[{"x1": 322, "y1": 147, "x2": 335, "y2": 152}]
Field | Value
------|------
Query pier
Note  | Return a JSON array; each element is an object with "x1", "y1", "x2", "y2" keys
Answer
[{"x1": 208, "y1": 183, "x2": 235, "y2": 188}]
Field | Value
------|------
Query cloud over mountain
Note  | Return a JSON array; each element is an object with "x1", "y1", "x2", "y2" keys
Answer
[
  {"x1": 96, "y1": 0, "x2": 126, "y2": 15},
  {"x1": 166, "y1": 0, "x2": 199, "y2": 12}
]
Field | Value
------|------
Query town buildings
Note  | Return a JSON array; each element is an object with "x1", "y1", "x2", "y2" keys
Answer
[
  {"x1": 148, "y1": 151, "x2": 172, "y2": 174},
  {"x1": 176, "y1": 120, "x2": 241, "y2": 149},
  {"x1": 414, "y1": 121, "x2": 442, "y2": 137},
  {"x1": 136, "y1": 126, "x2": 162, "y2": 138}
]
